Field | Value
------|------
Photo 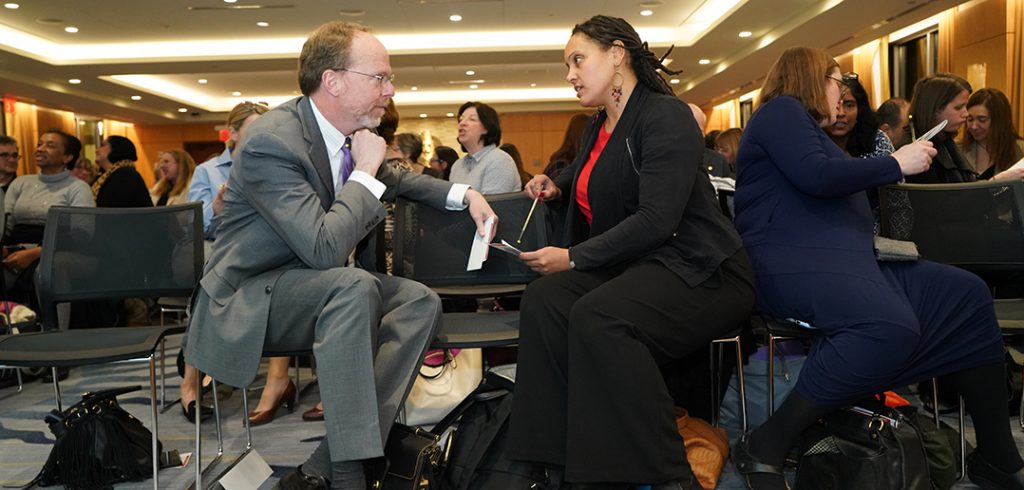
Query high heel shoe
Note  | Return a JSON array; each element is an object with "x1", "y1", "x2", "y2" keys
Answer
[
  {"x1": 732, "y1": 434, "x2": 791, "y2": 490},
  {"x1": 181, "y1": 399, "x2": 214, "y2": 423},
  {"x1": 247, "y1": 380, "x2": 297, "y2": 426}
]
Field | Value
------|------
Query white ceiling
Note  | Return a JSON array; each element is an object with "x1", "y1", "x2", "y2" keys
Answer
[{"x1": 0, "y1": 0, "x2": 963, "y2": 124}]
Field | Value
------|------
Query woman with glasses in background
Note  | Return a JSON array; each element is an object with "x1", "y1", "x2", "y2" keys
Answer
[{"x1": 732, "y1": 46, "x2": 1024, "y2": 490}]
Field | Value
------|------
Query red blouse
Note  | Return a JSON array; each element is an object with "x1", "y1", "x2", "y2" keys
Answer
[{"x1": 574, "y1": 125, "x2": 611, "y2": 226}]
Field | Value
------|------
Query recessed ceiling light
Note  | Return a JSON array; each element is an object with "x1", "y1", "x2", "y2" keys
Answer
[
  {"x1": 698, "y1": 59, "x2": 711, "y2": 65},
  {"x1": 469, "y1": 84, "x2": 479, "y2": 89},
  {"x1": 640, "y1": 9, "x2": 653, "y2": 16},
  {"x1": 338, "y1": 9, "x2": 365, "y2": 17},
  {"x1": 670, "y1": 79, "x2": 680, "y2": 85},
  {"x1": 256, "y1": 21, "x2": 269, "y2": 27},
  {"x1": 223, "y1": 0, "x2": 237, "y2": 3},
  {"x1": 64, "y1": 26, "x2": 79, "y2": 33},
  {"x1": 449, "y1": 14, "x2": 462, "y2": 22},
  {"x1": 4, "y1": 3, "x2": 19, "y2": 9},
  {"x1": 738, "y1": 31, "x2": 752, "y2": 38},
  {"x1": 232, "y1": 91, "x2": 242, "y2": 96},
  {"x1": 530, "y1": 83, "x2": 537, "y2": 87},
  {"x1": 419, "y1": 113, "x2": 428, "y2": 118},
  {"x1": 68, "y1": 78, "x2": 81, "y2": 84},
  {"x1": 465, "y1": 70, "x2": 475, "y2": 76},
  {"x1": 178, "y1": 108, "x2": 188, "y2": 113},
  {"x1": 411, "y1": 86, "x2": 418, "y2": 91},
  {"x1": 446, "y1": 112, "x2": 454, "y2": 117},
  {"x1": 198, "y1": 78, "x2": 208, "y2": 84},
  {"x1": 130, "y1": 95, "x2": 142, "y2": 101}
]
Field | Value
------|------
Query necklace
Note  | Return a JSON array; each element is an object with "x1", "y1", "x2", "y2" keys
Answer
[{"x1": 91, "y1": 160, "x2": 135, "y2": 199}]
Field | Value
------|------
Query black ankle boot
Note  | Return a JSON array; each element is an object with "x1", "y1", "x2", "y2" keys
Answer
[
  {"x1": 274, "y1": 465, "x2": 329, "y2": 490},
  {"x1": 968, "y1": 452, "x2": 1024, "y2": 490}
]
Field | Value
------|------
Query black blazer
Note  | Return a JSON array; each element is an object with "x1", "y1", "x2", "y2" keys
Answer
[{"x1": 554, "y1": 84, "x2": 743, "y2": 287}]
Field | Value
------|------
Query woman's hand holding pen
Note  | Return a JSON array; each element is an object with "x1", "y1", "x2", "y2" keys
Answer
[
  {"x1": 520, "y1": 246, "x2": 570, "y2": 275},
  {"x1": 524, "y1": 174, "x2": 561, "y2": 202}
]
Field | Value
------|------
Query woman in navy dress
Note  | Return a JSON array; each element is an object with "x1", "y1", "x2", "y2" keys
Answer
[{"x1": 731, "y1": 46, "x2": 1024, "y2": 490}]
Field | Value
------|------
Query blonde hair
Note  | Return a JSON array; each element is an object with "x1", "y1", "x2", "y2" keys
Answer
[
  {"x1": 758, "y1": 47, "x2": 839, "y2": 123},
  {"x1": 151, "y1": 149, "x2": 197, "y2": 200},
  {"x1": 226, "y1": 102, "x2": 270, "y2": 150}
]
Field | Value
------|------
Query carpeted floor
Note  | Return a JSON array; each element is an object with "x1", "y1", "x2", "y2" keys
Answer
[{"x1": 1, "y1": 334, "x2": 1019, "y2": 488}]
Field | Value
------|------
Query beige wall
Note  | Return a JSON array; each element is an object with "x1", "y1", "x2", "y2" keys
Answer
[
  {"x1": 949, "y1": 0, "x2": 1012, "y2": 95},
  {"x1": 131, "y1": 123, "x2": 219, "y2": 187}
]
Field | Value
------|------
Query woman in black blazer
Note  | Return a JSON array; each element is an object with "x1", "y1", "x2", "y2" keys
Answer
[{"x1": 506, "y1": 15, "x2": 755, "y2": 489}]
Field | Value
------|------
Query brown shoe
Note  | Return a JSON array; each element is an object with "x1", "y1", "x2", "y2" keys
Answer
[
  {"x1": 247, "y1": 380, "x2": 296, "y2": 426},
  {"x1": 302, "y1": 404, "x2": 324, "y2": 421}
]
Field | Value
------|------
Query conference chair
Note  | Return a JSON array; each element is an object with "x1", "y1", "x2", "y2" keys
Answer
[{"x1": 0, "y1": 203, "x2": 203, "y2": 490}]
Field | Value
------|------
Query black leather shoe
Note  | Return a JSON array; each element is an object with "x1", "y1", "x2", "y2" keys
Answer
[
  {"x1": 732, "y1": 434, "x2": 791, "y2": 490},
  {"x1": 273, "y1": 465, "x2": 329, "y2": 490},
  {"x1": 181, "y1": 400, "x2": 214, "y2": 424},
  {"x1": 968, "y1": 452, "x2": 1024, "y2": 490},
  {"x1": 652, "y1": 474, "x2": 701, "y2": 490}
]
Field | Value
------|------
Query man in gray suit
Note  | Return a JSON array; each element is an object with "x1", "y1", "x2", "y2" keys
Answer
[{"x1": 184, "y1": 21, "x2": 497, "y2": 489}]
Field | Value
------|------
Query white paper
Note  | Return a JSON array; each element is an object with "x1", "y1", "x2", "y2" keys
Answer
[
  {"x1": 466, "y1": 216, "x2": 495, "y2": 271},
  {"x1": 915, "y1": 119, "x2": 948, "y2": 143},
  {"x1": 1007, "y1": 156, "x2": 1024, "y2": 172}
]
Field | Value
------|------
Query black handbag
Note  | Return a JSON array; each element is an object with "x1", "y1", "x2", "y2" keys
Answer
[
  {"x1": 367, "y1": 423, "x2": 440, "y2": 490},
  {"x1": 795, "y1": 404, "x2": 932, "y2": 490},
  {"x1": 24, "y1": 385, "x2": 178, "y2": 489}
]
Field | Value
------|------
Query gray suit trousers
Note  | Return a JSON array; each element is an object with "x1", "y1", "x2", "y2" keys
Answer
[{"x1": 264, "y1": 266, "x2": 440, "y2": 462}]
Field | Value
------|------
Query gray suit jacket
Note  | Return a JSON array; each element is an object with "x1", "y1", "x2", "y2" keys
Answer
[{"x1": 184, "y1": 96, "x2": 453, "y2": 388}]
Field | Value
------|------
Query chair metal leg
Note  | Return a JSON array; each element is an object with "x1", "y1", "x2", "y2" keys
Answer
[
  {"x1": 708, "y1": 343, "x2": 718, "y2": 426},
  {"x1": 733, "y1": 336, "x2": 748, "y2": 433},
  {"x1": 159, "y1": 338, "x2": 166, "y2": 411},
  {"x1": 1019, "y1": 363, "x2": 1024, "y2": 432},
  {"x1": 51, "y1": 367, "x2": 63, "y2": 412},
  {"x1": 148, "y1": 355, "x2": 159, "y2": 490},
  {"x1": 190, "y1": 378, "x2": 225, "y2": 490},
  {"x1": 194, "y1": 364, "x2": 203, "y2": 490},
  {"x1": 767, "y1": 335, "x2": 776, "y2": 416},
  {"x1": 15, "y1": 368, "x2": 22, "y2": 393},
  {"x1": 932, "y1": 378, "x2": 941, "y2": 427},
  {"x1": 957, "y1": 396, "x2": 966, "y2": 481}
]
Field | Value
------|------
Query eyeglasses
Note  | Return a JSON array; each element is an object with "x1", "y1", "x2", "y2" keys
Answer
[
  {"x1": 0, "y1": 152, "x2": 18, "y2": 160},
  {"x1": 332, "y1": 68, "x2": 395, "y2": 87},
  {"x1": 826, "y1": 72, "x2": 858, "y2": 98}
]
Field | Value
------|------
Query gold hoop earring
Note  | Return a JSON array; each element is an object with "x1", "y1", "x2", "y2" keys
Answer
[{"x1": 611, "y1": 71, "x2": 624, "y2": 107}]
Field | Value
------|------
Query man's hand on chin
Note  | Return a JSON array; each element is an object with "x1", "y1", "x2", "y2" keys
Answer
[{"x1": 464, "y1": 189, "x2": 498, "y2": 238}]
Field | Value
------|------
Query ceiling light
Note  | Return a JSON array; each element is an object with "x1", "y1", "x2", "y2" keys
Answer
[
  {"x1": 64, "y1": 26, "x2": 79, "y2": 33},
  {"x1": 411, "y1": 86, "x2": 418, "y2": 91},
  {"x1": 446, "y1": 112, "x2": 454, "y2": 117},
  {"x1": 130, "y1": 95, "x2": 142, "y2": 101},
  {"x1": 738, "y1": 31, "x2": 752, "y2": 38},
  {"x1": 231, "y1": 91, "x2": 242, "y2": 96},
  {"x1": 465, "y1": 70, "x2": 475, "y2": 76},
  {"x1": 449, "y1": 14, "x2": 462, "y2": 22},
  {"x1": 640, "y1": 9, "x2": 653, "y2": 16},
  {"x1": 419, "y1": 113, "x2": 428, "y2": 118},
  {"x1": 4, "y1": 3, "x2": 19, "y2": 9},
  {"x1": 178, "y1": 108, "x2": 188, "y2": 113},
  {"x1": 530, "y1": 83, "x2": 537, "y2": 87},
  {"x1": 670, "y1": 79, "x2": 680, "y2": 84},
  {"x1": 198, "y1": 78, "x2": 208, "y2": 84},
  {"x1": 224, "y1": 0, "x2": 237, "y2": 3},
  {"x1": 256, "y1": 21, "x2": 269, "y2": 27},
  {"x1": 469, "y1": 84, "x2": 478, "y2": 89},
  {"x1": 68, "y1": 78, "x2": 81, "y2": 84},
  {"x1": 698, "y1": 59, "x2": 711, "y2": 65}
]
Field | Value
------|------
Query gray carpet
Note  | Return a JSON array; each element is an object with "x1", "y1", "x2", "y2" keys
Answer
[{"x1": 0, "y1": 334, "x2": 1017, "y2": 488}]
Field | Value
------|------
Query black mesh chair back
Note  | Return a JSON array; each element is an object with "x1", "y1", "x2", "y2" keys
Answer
[
  {"x1": 36, "y1": 203, "x2": 203, "y2": 330},
  {"x1": 878, "y1": 181, "x2": 1024, "y2": 272}
]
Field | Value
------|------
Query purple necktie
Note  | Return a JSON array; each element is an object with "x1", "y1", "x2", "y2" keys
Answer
[{"x1": 339, "y1": 137, "x2": 354, "y2": 189}]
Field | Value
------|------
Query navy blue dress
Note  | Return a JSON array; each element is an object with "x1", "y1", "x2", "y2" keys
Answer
[{"x1": 734, "y1": 96, "x2": 1005, "y2": 406}]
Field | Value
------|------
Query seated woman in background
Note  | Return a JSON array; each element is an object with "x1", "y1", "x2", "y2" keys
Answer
[
  {"x1": 731, "y1": 46, "x2": 1024, "y2": 490},
  {"x1": 543, "y1": 113, "x2": 589, "y2": 180},
  {"x1": 905, "y1": 72, "x2": 975, "y2": 183},
  {"x1": 825, "y1": 74, "x2": 891, "y2": 158},
  {"x1": 714, "y1": 127, "x2": 743, "y2": 176},
  {"x1": 93, "y1": 135, "x2": 153, "y2": 207},
  {"x1": 70, "y1": 156, "x2": 97, "y2": 183},
  {"x1": 393, "y1": 132, "x2": 426, "y2": 174},
  {"x1": 426, "y1": 145, "x2": 457, "y2": 180},
  {"x1": 3, "y1": 130, "x2": 93, "y2": 312},
  {"x1": 149, "y1": 149, "x2": 196, "y2": 206},
  {"x1": 507, "y1": 14, "x2": 755, "y2": 489},
  {"x1": 961, "y1": 88, "x2": 1024, "y2": 181},
  {"x1": 500, "y1": 142, "x2": 531, "y2": 189},
  {"x1": 449, "y1": 101, "x2": 521, "y2": 194}
]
